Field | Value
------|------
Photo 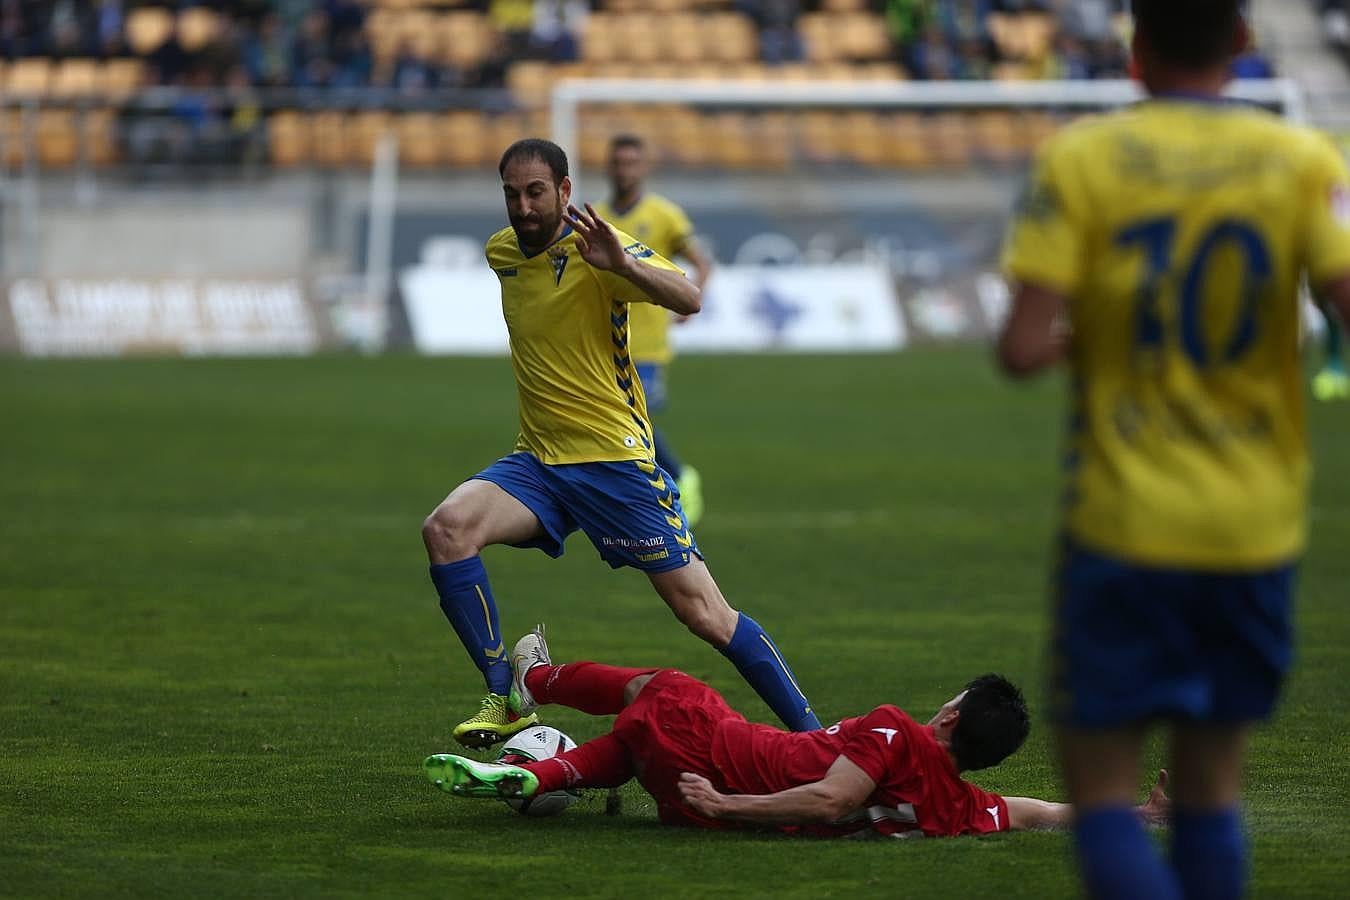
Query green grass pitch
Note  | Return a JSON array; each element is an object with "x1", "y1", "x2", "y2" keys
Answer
[{"x1": 2, "y1": 350, "x2": 1347, "y2": 898}]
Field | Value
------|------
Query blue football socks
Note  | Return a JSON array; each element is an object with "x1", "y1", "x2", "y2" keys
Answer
[
  {"x1": 1172, "y1": 808, "x2": 1246, "y2": 900},
  {"x1": 1074, "y1": 806, "x2": 1181, "y2": 900},
  {"x1": 719, "y1": 613, "x2": 821, "y2": 732},
  {"x1": 429, "y1": 557, "x2": 511, "y2": 696}
]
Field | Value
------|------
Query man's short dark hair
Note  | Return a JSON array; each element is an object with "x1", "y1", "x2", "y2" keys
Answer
[
  {"x1": 610, "y1": 133, "x2": 645, "y2": 154},
  {"x1": 950, "y1": 674, "x2": 1030, "y2": 771},
  {"x1": 1132, "y1": 0, "x2": 1244, "y2": 70},
  {"x1": 498, "y1": 138, "x2": 569, "y2": 187}
]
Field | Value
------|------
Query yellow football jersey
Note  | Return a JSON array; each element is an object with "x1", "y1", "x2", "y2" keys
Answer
[
  {"x1": 594, "y1": 194, "x2": 696, "y2": 364},
  {"x1": 1003, "y1": 99, "x2": 1350, "y2": 570},
  {"x1": 485, "y1": 224, "x2": 685, "y2": 465}
]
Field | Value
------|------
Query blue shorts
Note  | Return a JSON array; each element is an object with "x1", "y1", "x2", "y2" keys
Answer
[
  {"x1": 472, "y1": 453, "x2": 701, "y2": 573},
  {"x1": 636, "y1": 362, "x2": 667, "y2": 413},
  {"x1": 1050, "y1": 540, "x2": 1295, "y2": 729}
]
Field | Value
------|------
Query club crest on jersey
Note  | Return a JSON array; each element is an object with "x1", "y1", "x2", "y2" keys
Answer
[{"x1": 548, "y1": 247, "x2": 569, "y2": 285}]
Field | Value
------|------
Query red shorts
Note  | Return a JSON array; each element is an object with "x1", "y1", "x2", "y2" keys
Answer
[{"x1": 612, "y1": 670, "x2": 745, "y2": 828}]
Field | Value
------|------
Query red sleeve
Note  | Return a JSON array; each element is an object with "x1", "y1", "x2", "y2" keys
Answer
[
  {"x1": 959, "y1": 785, "x2": 1009, "y2": 835},
  {"x1": 837, "y1": 707, "x2": 911, "y2": 787}
]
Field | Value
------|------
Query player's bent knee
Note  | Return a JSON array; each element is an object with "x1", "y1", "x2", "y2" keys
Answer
[
  {"x1": 421, "y1": 504, "x2": 482, "y2": 560},
  {"x1": 674, "y1": 600, "x2": 737, "y2": 647}
]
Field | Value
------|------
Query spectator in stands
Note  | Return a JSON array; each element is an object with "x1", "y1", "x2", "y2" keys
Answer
[
  {"x1": 242, "y1": 12, "x2": 290, "y2": 87},
  {"x1": 911, "y1": 23, "x2": 957, "y2": 80},
  {"x1": 739, "y1": 0, "x2": 804, "y2": 64},
  {"x1": 388, "y1": 37, "x2": 442, "y2": 93},
  {"x1": 530, "y1": 0, "x2": 586, "y2": 63},
  {"x1": 489, "y1": 0, "x2": 534, "y2": 59},
  {"x1": 884, "y1": 0, "x2": 931, "y2": 75},
  {"x1": 290, "y1": 8, "x2": 336, "y2": 88}
]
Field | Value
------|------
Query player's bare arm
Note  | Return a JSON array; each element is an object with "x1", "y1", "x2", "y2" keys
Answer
[
  {"x1": 1006, "y1": 769, "x2": 1171, "y2": 831},
  {"x1": 677, "y1": 236, "x2": 716, "y2": 292},
  {"x1": 677, "y1": 755, "x2": 876, "y2": 826},
  {"x1": 997, "y1": 282, "x2": 1070, "y2": 378},
  {"x1": 565, "y1": 203, "x2": 702, "y2": 315}
]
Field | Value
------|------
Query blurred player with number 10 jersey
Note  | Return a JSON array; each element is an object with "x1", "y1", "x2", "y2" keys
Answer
[
  {"x1": 998, "y1": 2, "x2": 1350, "y2": 898},
  {"x1": 595, "y1": 135, "x2": 716, "y2": 525}
]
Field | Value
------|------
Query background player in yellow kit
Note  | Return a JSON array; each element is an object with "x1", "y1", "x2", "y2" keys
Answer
[
  {"x1": 421, "y1": 139, "x2": 819, "y2": 750},
  {"x1": 595, "y1": 135, "x2": 716, "y2": 524},
  {"x1": 997, "y1": 1, "x2": 1350, "y2": 898}
]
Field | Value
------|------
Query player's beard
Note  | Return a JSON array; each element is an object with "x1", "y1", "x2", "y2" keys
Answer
[{"x1": 511, "y1": 201, "x2": 564, "y2": 255}]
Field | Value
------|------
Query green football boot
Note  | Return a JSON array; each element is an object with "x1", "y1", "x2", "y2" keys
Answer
[
  {"x1": 423, "y1": 754, "x2": 539, "y2": 801},
  {"x1": 451, "y1": 693, "x2": 538, "y2": 749}
]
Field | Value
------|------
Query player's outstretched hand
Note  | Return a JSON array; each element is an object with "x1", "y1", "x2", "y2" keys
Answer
[
  {"x1": 1136, "y1": 769, "x2": 1171, "y2": 827},
  {"x1": 564, "y1": 203, "x2": 630, "y2": 273},
  {"x1": 678, "y1": 772, "x2": 727, "y2": 818}
]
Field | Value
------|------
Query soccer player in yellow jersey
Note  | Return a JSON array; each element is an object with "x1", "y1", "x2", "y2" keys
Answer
[
  {"x1": 595, "y1": 135, "x2": 716, "y2": 524},
  {"x1": 998, "y1": 2, "x2": 1350, "y2": 898},
  {"x1": 421, "y1": 139, "x2": 819, "y2": 749}
]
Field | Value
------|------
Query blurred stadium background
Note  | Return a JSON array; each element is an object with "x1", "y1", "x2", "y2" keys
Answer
[{"x1": 1, "y1": 0, "x2": 1344, "y2": 359}]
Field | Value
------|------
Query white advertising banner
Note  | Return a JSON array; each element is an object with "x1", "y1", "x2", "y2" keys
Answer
[
  {"x1": 402, "y1": 263, "x2": 906, "y2": 355},
  {"x1": 5, "y1": 278, "x2": 320, "y2": 357}
]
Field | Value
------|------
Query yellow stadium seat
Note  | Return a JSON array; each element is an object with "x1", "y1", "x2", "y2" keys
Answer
[
  {"x1": 506, "y1": 61, "x2": 553, "y2": 108},
  {"x1": 268, "y1": 111, "x2": 310, "y2": 167},
  {"x1": 752, "y1": 112, "x2": 792, "y2": 170},
  {"x1": 840, "y1": 14, "x2": 891, "y2": 61},
  {"x1": 443, "y1": 12, "x2": 489, "y2": 68},
  {"x1": 883, "y1": 113, "x2": 934, "y2": 169},
  {"x1": 350, "y1": 111, "x2": 394, "y2": 166},
  {"x1": 310, "y1": 111, "x2": 351, "y2": 167},
  {"x1": 443, "y1": 111, "x2": 488, "y2": 167},
  {"x1": 400, "y1": 11, "x2": 441, "y2": 60},
  {"x1": 6, "y1": 58, "x2": 52, "y2": 96},
  {"x1": 126, "y1": 7, "x2": 175, "y2": 56},
  {"x1": 2, "y1": 109, "x2": 27, "y2": 170},
  {"x1": 708, "y1": 13, "x2": 758, "y2": 64},
  {"x1": 798, "y1": 110, "x2": 844, "y2": 163},
  {"x1": 975, "y1": 110, "x2": 1019, "y2": 167},
  {"x1": 38, "y1": 110, "x2": 78, "y2": 168},
  {"x1": 82, "y1": 109, "x2": 117, "y2": 166},
  {"x1": 841, "y1": 111, "x2": 886, "y2": 166},
  {"x1": 582, "y1": 14, "x2": 619, "y2": 63},
  {"x1": 666, "y1": 14, "x2": 705, "y2": 64},
  {"x1": 822, "y1": 0, "x2": 867, "y2": 10},
  {"x1": 51, "y1": 59, "x2": 100, "y2": 98},
  {"x1": 930, "y1": 112, "x2": 973, "y2": 168},
  {"x1": 798, "y1": 14, "x2": 839, "y2": 63},
  {"x1": 397, "y1": 113, "x2": 442, "y2": 168},
  {"x1": 101, "y1": 59, "x2": 146, "y2": 98}
]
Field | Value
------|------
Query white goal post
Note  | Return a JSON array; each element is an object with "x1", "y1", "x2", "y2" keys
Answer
[{"x1": 549, "y1": 77, "x2": 1309, "y2": 174}]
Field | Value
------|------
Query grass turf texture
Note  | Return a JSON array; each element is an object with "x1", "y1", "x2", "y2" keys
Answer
[{"x1": 2, "y1": 350, "x2": 1347, "y2": 899}]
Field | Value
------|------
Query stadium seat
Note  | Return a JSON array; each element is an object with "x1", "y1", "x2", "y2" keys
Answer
[
  {"x1": 841, "y1": 110, "x2": 886, "y2": 166},
  {"x1": 582, "y1": 14, "x2": 619, "y2": 63},
  {"x1": 268, "y1": 111, "x2": 311, "y2": 167},
  {"x1": 101, "y1": 59, "x2": 146, "y2": 98},
  {"x1": 822, "y1": 0, "x2": 867, "y2": 10},
  {"x1": 126, "y1": 7, "x2": 175, "y2": 56},
  {"x1": 442, "y1": 111, "x2": 488, "y2": 167},
  {"x1": 753, "y1": 112, "x2": 792, "y2": 170},
  {"x1": 1, "y1": 109, "x2": 26, "y2": 170},
  {"x1": 506, "y1": 61, "x2": 553, "y2": 107},
  {"x1": 366, "y1": 9, "x2": 402, "y2": 64},
  {"x1": 884, "y1": 112, "x2": 935, "y2": 169},
  {"x1": 82, "y1": 109, "x2": 118, "y2": 167},
  {"x1": 666, "y1": 14, "x2": 705, "y2": 64},
  {"x1": 350, "y1": 111, "x2": 394, "y2": 166},
  {"x1": 974, "y1": 110, "x2": 1020, "y2": 167},
  {"x1": 310, "y1": 111, "x2": 351, "y2": 167},
  {"x1": 708, "y1": 13, "x2": 757, "y2": 64},
  {"x1": 838, "y1": 14, "x2": 891, "y2": 62},
  {"x1": 398, "y1": 113, "x2": 443, "y2": 168},
  {"x1": 798, "y1": 110, "x2": 844, "y2": 163},
  {"x1": 6, "y1": 58, "x2": 52, "y2": 96},
  {"x1": 402, "y1": 11, "x2": 442, "y2": 60},
  {"x1": 443, "y1": 12, "x2": 490, "y2": 68},
  {"x1": 37, "y1": 110, "x2": 78, "y2": 168},
  {"x1": 930, "y1": 111, "x2": 973, "y2": 168},
  {"x1": 51, "y1": 60, "x2": 100, "y2": 98},
  {"x1": 707, "y1": 111, "x2": 754, "y2": 168},
  {"x1": 798, "y1": 14, "x2": 840, "y2": 63},
  {"x1": 616, "y1": 13, "x2": 662, "y2": 64}
]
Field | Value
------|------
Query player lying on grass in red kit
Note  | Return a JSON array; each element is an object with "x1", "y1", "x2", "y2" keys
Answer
[{"x1": 425, "y1": 627, "x2": 1170, "y2": 838}]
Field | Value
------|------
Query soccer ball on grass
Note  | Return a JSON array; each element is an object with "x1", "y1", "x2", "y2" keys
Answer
[{"x1": 497, "y1": 725, "x2": 579, "y2": 816}]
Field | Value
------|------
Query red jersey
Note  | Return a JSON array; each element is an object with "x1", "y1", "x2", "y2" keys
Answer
[{"x1": 711, "y1": 705, "x2": 1009, "y2": 839}]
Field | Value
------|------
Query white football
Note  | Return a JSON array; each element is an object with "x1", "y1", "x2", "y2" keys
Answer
[{"x1": 497, "y1": 725, "x2": 579, "y2": 817}]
